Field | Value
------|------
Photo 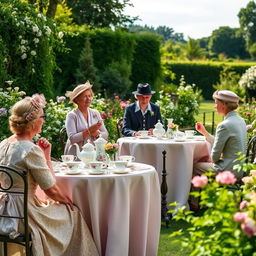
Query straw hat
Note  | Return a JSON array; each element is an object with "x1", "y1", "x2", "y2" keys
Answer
[
  {"x1": 65, "y1": 81, "x2": 93, "y2": 103},
  {"x1": 213, "y1": 90, "x2": 239, "y2": 104}
]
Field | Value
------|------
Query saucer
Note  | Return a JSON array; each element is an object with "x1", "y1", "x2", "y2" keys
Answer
[
  {"x1": 174, "y1": 139, "x2": 186, "y2": 142},
  {"x1": 113, "y1": 168, "x2": 130, "y2": 174},
  {"x1": 137, "y1": 136, "x2": 151, "y2": 139},
  {"x1": 88, "y1": 170, "x2": 105, "y2": 175},
  {"x1": 64, "y1": 170, "x2": 81, "y2": 175}
]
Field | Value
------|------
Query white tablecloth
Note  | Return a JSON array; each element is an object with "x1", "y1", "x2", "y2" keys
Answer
[
  {"x1": 117, "y1": 137, "x2": 211, "y2": 207},
  {"x1": 55, "y1": 163, "x2": 160, "y2": 256}
]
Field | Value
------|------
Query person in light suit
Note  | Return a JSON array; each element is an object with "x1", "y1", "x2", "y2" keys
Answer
[
  {"x1": 194, "y1": 90, "x2": 247, "y2": 179},
  {"x1": 122, "y1": 83, "x2": 162, "y2": 137}
]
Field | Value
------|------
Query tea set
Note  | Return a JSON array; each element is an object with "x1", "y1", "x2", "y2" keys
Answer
[{"x1": 60, "y1": 135, "x2": 135, "y2": 175}]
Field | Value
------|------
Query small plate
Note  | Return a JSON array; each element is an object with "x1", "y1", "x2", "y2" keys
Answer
[
  {"x1": 137, "y1": 136, "x2": 151, "y2": 139},
  {"x1": 174, "y1": 139, "x2": 186, "y2": 142},
  {"x1": 88, "y1": 170, "x2": 105, "y2": 175},
  {"x1": 113, "y1": 169, "x2": 130, "y2": 174},
  {"x1": 64, "y1": 170, "x2": 82, "y2": 175}
]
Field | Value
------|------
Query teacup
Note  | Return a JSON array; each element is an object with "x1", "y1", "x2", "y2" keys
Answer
[
  {"x1": 119, "y1": 155, "x2": 135, "y2": 166},
  {"x1": 174, "y1": 131, "x2": 186, "y2": 140},
  {"x1": 139, "y1": 130, "x2": 149, "y2": 137},
  {"x1": 65, "y1": 161, "x2": 81, "y2": 172},
  {"x1": 114, "y1": 161, "x2": 127, "y2": 172},
  {"x1": 185, "y1": 130, "x2": 196, "y2": 138},
  {"x1": 61, "y1": 155, "x2": 76, "y2": 162},
  {"x1": 89, "y1": 161, "x2": 106, "y2": 172}
]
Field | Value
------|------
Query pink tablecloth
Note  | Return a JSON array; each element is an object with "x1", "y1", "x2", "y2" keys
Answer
[
  {"x1": 117, "y1": 137, "x2": 211, "y2": 207},
  {"x1": 55, "y1": 163, "x2": 160, "y2": 256}
]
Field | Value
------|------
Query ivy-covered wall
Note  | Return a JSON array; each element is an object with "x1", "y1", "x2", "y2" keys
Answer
[{"x1": 166, "y1": 61, "x2": 254, "y2": 99}]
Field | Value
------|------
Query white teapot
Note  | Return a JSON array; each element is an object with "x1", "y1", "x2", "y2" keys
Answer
[
  {"x1": 74, "y1": 140, "x2": 96, "y2": 167},
  {"x1": 153, "y1": 120, "x2": 165, "y2": 139},
  {"x1": 94, "y1": 134, "x2": 108, "y2": 162}
]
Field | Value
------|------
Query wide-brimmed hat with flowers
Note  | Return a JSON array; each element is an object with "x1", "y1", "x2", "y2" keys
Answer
[
  {"x1": 132, "y1": 83, "x2": 155, "y2": 95},
  {"x1": 213, "y1": 90, "x2": 239, "y2": 104},
  {"x1": 65, "y1": 81, "x2": 93, "y2": 103}
]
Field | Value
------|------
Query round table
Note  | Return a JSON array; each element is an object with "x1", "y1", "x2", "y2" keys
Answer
[
  {"x1": 55, "y1": 163, "x2": 160, "y2": 256},
  {"x1": 117, "y1": 136, "x2": 211, "y2": 207}
]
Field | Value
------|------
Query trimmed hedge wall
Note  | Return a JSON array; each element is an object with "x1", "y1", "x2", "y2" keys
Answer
[
  {"x1": 166, "y1": 61, "x2": 255, "y2": 99},
  {"x1": 54, "y1": 28, "x2": 161, "y2": 96}
]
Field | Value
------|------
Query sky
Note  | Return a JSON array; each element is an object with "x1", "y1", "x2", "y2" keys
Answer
[{"x1": 124, "y1": 0, "x2": 252, "y2": 39}]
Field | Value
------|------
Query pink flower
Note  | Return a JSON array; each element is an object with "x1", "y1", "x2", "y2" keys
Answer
[
  {"x1": 215, "y1": 171, "x2": 237, "y2": 185},
  {"x1": 191, "y1": 175, "x2": 208, "y2": 187},
  {"x1": 253, "y1": 129, "x2": 256, "y2": 135},
  {"x1": 246, "y1": 124, "x2": 253, "y2": 130},
  {"x1": 56, "y1": 96, "x2": 66, "y2": 102},
  {"x1": 114, "y1": 95, "x2": 119, "y2": 99},
  {"x1": 250, "y1": 170, "x2": 256, "y2": 177},
  {"x1": 241, "y1": 219, "x2": 256, "y2": 237},
  {"x1": 240, "y1": 200, "x2": 249, "y2": 210},
  {"x1": 242, "y1": 176, "x2": 253, "y2": 184},
  {"x1": 120, "y1": 101, "x2": 128, "y2": 109},
  {"x1": 233, "y1": 212, "x2": 247, "y2": 223},
  {"x1": 101, "y1": 113, "x2": 107, "y2": 120},
  {"x1": 113, "y1": 143, "x2": 118, "y2": 148},
  {"x1": 107, "y1": 113, "x2": 112, "y2": 117}
]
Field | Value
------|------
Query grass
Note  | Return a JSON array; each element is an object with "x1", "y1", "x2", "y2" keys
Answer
[{"x1": 158, "y1": 220, "x2": 191, "y2": 256}]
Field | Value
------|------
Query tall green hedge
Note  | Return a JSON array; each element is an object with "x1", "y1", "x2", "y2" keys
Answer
[
  {"x1": 54, "y1": 28, "x2": 161, "y2": 97},
  {"x1": 166, "y1": 61, "x2": 255, "y2": 99}
]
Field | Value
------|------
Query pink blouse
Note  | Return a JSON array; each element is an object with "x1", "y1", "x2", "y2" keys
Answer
[{"x1": 64, "y1": 108, "x2": 108, "y2": 156}]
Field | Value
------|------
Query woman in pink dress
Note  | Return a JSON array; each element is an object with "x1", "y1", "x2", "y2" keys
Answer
[
  {"x1": 64, "y1": 81, "x2": 108, "y2": 156},
  {"x1": 0, "y1": 94, "x2": 99, "y2": 256}
]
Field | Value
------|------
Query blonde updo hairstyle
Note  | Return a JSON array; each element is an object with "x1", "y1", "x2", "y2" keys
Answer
[{"x1": 9, "y1": 94, "x2": 46, "y2": 134}]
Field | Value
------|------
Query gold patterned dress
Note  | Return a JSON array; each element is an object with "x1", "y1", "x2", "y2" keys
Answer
[{"x1": 0, "y1": 139, "x2": 99, "y2": 256}]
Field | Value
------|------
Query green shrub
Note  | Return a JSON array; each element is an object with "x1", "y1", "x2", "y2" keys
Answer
[
  {"x1": 164, "y1": 61, "x2": 254, "y2": 100},
  {"x1": 0, "y1": 0, "x2": 64, "y2": 98}
]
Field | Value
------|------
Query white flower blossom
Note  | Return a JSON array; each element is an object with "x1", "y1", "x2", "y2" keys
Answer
[
  {"x1": 21, "y1": 53, "x2": 27, "y2": 59},
  {"x1": 32, "y1": 25, "x2": 39, "y2": 33},
  {"x1": 33, "y1": 38, "x2": 39, "y2": 44},
  {"x1": 58, "y1": 31, "x2": 64, "y2": 39},
  {"x1": 31, "y1": 50, "x2": 36, "y2": 56},
  {"x1": 44, "y1": 26, "x2": 51, "y2": 36}
]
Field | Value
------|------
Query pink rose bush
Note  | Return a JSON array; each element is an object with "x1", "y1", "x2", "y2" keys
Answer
[{"x1": 171, "y1": 162, "x2": 256, "y2": 255}]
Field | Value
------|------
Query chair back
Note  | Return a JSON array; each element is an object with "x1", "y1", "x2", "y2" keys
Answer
[
  {"x1": 246, "y1": 136, "x2": 256, "y2": 164},
  {"x1": 58, "y1": 127, "x2": 67, "y2": 154},
  {"x1": 0, "y1": 165, "x2": 31, "y2": 255},
  {"x1": 116, "y1": 118, "x2": 123, "y2": 138}
]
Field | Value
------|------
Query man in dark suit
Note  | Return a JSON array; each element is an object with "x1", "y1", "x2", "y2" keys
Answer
[{"x1": 122, "y1": 83, "x2": 162, "y2": 137}]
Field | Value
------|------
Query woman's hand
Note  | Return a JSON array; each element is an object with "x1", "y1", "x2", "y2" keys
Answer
[
  {"x1": 88, "y1": 121, "x2": 102, "y2": 137},
  {"x1": 37, "y1": 137, "x2": 52, "y2": 160},
  {"x1": 195, "y1": 122, "x2": 209, "y2": 137}
]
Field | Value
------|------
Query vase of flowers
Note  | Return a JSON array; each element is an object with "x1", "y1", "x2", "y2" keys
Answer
[
  {"x1": 167, "y1": 123, "x2": 178, "y2": 139},
  {"x1": 105, "y1": 142, "x2": 119, "y2": 162}
]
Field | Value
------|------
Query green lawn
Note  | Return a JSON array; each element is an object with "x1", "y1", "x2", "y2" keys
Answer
[{"x1": 158, "y1": 220, "x2": 191, "y2": 256}]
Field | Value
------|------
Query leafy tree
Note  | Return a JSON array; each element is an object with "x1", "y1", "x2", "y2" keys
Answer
[
  {"x1": 184, "y1": 38, "x2": 206, "y2": 60},
  {"x1": 161, "y1": 40, "x2": 185, "y2": 61},
  {"x1": 75, "y1": 36, "x2": 100, "y2": 91},
  {"x1": 128, "y1": 24, "x2": 185, "y2": 42},
  {"x1": 66, "y1": 0, "x2": 136, "y2": 27},
  {"x1": 238, "y1": 1, "x2": 256, "y2": 57},
  {"x1": 208, "y1": 26, "x2": 248, "y2": 59},
  {"x1": 213, "y1": 66, "x2": 245, "y2": 98}
]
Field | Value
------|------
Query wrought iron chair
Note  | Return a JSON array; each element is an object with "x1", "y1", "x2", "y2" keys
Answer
[
  {"x1": 0, "y1": 165, "x2": 32, "y2": 256},
  {"x1": 116, "y1": 118, "x2": 124, "y2": 138},
  {"x1": 161, "y1": 150, "x2": 171, "y2": 227},
  {"x1": 58, "y1": 127, "x2": 67, "y2": 154},
  {"x1": 246, "y1": 136, "x2": 256, "y2": 164}
]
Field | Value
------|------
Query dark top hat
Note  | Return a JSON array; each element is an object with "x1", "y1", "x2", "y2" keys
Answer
[{"x1": 132, "y1": 83, "x2": 155, "y2": 95}]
